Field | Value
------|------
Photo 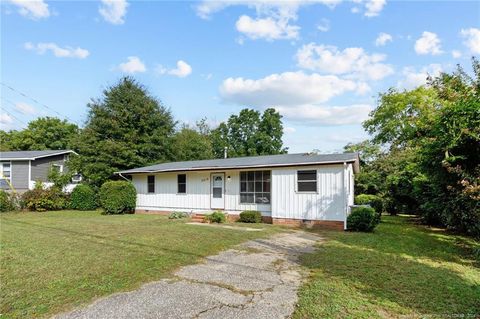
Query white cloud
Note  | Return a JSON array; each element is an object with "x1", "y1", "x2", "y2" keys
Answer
[
  {"x1": 317, "y1": 18, "x2": 330, "y2": 32},
  {"x1": 236, "y1": 15, "x2": 299, "y2": 40},
  {"x1": 157, "y1": 60, "x2": 192, "y2": 78},
  {"x1": 15, "y1": 102, "x2": 36, "y2": 115},
  {"x1": 296, "y1": 43, "x2": 394, "y2": 80},
  {"x1": 460, "y1": 28, "x2": 480, "y2": 54},
  {"x1": 397, "y1": 64, "x2": 443, "y2": 90},
  {"x1": 99, "y1": 0, "x2": 128, "y2": 25},
  {"x1": 364, "y1": 0, "x2": 386, "y2": 17},
  {"x1": 284, "y1": 126, "x2": 296, "y2": 133},
  {"x1": 375, "y1": 32, "x2": 392, "y2": 46},
  {"x1": 276, "y1": 104, "x2": 373, "y2": 125},
  {"x1": 0, "y1": 113, "x2": 14, "y2": 125},
  {"x1": 24, "y1": 42, "x2": 90, "y2": 59},
  {"x1": 220, "y1": 71, "x2": 365, "y2": 107},
  {"x1": 195, "y1": 1, "x2": 341, "y2": 41},
  {"x1": 414, "y1": 31, "x2": 443, "y2": 55},
  {"x1": 452, "y1": 50, "x2": 462, "y2": 58},
  {"x1": 7, "y1": 0, "x2": 50, "y2": 20},
  {"x1": 118, "y1": 56, "x2": 146, "y2": 73}
]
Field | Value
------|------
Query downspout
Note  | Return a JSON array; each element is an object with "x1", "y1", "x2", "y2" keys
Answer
[{"x1": 118, "y1": 173, "x2": 130, "y2": 181}]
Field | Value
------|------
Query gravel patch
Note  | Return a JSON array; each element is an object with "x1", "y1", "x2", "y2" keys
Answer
[{"x1": 54, "y1": 231, "x2": 322, "y2": 319}]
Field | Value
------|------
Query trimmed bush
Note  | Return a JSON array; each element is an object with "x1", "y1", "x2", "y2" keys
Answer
[
  {"x1": 0, "y1": 190, "x2": 13, "y2": 212},
  {"x1": 347, "y1": 206, "x2": 379, "y2": 232},
  {"x1": 70, "y1": 184, "x2": 96, "y2": 211},
  {"x1": 239, "y1": 210, "x2": 262, "y2": 223},
  {"x1": 22, "y1": 187, "x2": 68, "y2": 212},
  {"x1": 99, "y1": 181, "x2": 136, "y2": 214},
  {"x1": 204, "y1": 211, "x2": 226, "y2": 223},
  {"x1": 169, "y1": 211, "x2": 188, "y2": 219}
]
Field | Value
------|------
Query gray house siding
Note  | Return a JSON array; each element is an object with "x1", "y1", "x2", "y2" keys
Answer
[
  {"x1": 31, "y1": 155, "x2": 67, "y2": 182},
  {"x1": 11, "y1": 161, "x2": 29, "y2": 190}
]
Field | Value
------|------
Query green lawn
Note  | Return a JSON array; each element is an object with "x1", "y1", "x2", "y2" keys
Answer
[
  {"x1": 0, "y1": 210, "x2": 282, "y2": 318},
  {"x1": 294, "y1": 215, "x2": 480, "y2": 318}
]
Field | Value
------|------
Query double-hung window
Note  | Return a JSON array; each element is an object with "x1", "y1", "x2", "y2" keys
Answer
[
  {"x1": 147, "y1": 175, "x2": 155, "y2": 193},
  {"x1": 177, "y1": 174, "x2": 186, "y2": 194},
  {"x1": 1, "y1": 162, "x2": 11, "y2": 182},
  {"x1": 240, "y1": 170, "x2": 270, "y2": 204},
  {"x1": 297, "y1": 170, "x2": 317, "y2": 192}
]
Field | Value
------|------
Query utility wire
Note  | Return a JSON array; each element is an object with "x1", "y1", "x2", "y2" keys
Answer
[
  {"x1": 0, "y1": 107, "x2": 28, "y2": 127},
  {"x1": 1, "y1": 82, "x2": 79, "y2": 125}
]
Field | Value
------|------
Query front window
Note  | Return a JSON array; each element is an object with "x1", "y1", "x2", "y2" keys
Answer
[
  {"x1": 52, "y1": 164, "x2": 63, "y2": 173},
  {"x1": 1, "y1": 162, "x2": 11, "y2": 181},
  {"x1": 297, "y1": 170, "x2": 317, "y2": 192},
  {"x1": 147, "y1": 175, "x2": 155, "y2": 193},
  {"x1": 177, "y1": 174, "x2": 186, "y2": 194},
  {"x1": 240, "y1": 170, "x2": 270, "y2": 204}
]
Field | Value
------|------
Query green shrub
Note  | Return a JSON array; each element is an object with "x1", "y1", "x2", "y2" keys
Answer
[
  {"x1": 0, "y1": 190, "x2": 13, "y2": 212},
  {"x1": 204, "y1": 211, "x2": 226, "y2": 223},
  {"x1": 355, "y1": 194, "x2": 384, "y2": 219},
  {"x1": 239, "y1": 210, "x2": 262, "y2": 223},
  {"x1": 22, "y1": 187, "x2": 68, "y2": 212},
  {"x1": 99, "y1": 181, "x2": 136, "y2": 214},
  {"x1": 347, "y1": 206, "x2": 379, "y2": 232},
  {"x1": 168, "y1": 211, "x2": 189, "y2": 219},
  {"x1": 70, "y1": 184, "x2": 96, "y2": 211}
]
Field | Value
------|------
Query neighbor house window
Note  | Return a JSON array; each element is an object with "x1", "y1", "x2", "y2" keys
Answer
[
  {"x1": 1, "y1": 162, "x2": 11, "y2": 181},
  {"x1": 177, "y1": 174, "x2": 186, "y2": 194},
  {"x1": 147, "y1": 175, "x2": 155, "y2": 193},
  {"x1": 52, "y1": 164, "x2": 63, "y2": 173},
  {"x1": 297, "y1": 170, "x2": 317, "y2": 192},
  {"x1": 240, "y1": 171, "x2": 270, "y2": 204}
]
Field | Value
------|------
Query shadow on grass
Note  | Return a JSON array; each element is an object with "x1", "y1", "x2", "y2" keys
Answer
[{"x1": 297, "y1": 216, "x2": 480, "y2": 318}]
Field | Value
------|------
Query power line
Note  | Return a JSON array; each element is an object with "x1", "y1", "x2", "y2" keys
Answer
[
  {"x1": 0, "y1": 107, "x2": 28, "y2": 127},
  {"x1": 0, "y1": 82, "x2": 79, "y2": 125}
]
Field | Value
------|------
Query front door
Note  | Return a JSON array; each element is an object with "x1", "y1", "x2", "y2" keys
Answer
[{"x1": 211, "y1": 173, "x2": 225, "y2": 209}]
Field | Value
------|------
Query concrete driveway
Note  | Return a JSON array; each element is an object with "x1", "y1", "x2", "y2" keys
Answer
[{"x1": 55, "y1": 231, "x2": 322, "y2": 319}]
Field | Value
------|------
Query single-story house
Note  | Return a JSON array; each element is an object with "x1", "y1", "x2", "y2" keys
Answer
[
  {"x1": 119, "y1": 152, "x2": 359, "y2": 230},
  {"x1": 0, "y1": 150, "x2": 80, "y2": 193}
]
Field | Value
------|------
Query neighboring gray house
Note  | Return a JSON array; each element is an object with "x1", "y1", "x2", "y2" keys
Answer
[{"x1": 0, "y1": 150, "x2": 78, "y2": 192}]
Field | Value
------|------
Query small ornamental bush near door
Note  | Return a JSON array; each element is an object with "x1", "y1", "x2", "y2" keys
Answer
[
  {"x1": 204, "y1": 211, "x2": 226, "y2": 223},
  {"x1": 168, "y1": 211, "x2": 189, "y2": 219},
  {"x1": 70, "y1": 184, "x2": 97, "y2": 210},
  {"x1": 239, "y1": 210, "x2": 262, "y2": 223},
  {"x1": 99, "y1": 181, "x2": 136, "y2": 214},
  {"x1": 347, "y1": 206, "x2": 379, "y2": 232}
]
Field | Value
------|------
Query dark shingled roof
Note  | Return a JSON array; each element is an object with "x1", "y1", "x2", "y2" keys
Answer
[
  {"x1": 0, "y1": 150, "x2": 76, "y2": 160},
  {"x1": 118, "y1": 152, "x2": 360, "y2": 174}
]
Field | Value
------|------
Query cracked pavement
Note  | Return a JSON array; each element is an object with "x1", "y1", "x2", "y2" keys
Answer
[{"x1": 54, "y1": 231, "x2": 322, "y2": 319}]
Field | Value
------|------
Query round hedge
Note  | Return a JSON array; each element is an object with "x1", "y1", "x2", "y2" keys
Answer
[
  {"x1": 70, "y1": 184, "x2": 96, "y2": 211},
  {"x1": 347, "y1": 206, "x2": 379, "y2": 232},
  {"x1": 99, "y1": 181, "x2": 136, "y2": 214},
  {"x1": 0, "y1": 190, "x2": 12, "y2": 212},
  {"x1": 239, "y1": 210, "x2": 262, "y2": 223},
  {"x1": 355, "y1": 194, "x2": 384, "y2": 215}
]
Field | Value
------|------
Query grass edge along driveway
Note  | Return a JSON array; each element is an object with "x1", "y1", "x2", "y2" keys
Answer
[
  {"x1": 294, "y1": 215, "x2": 480, "y2": 319},
  {"x1": 0, "y1": 210, "x2": 282, "y2": 318}
]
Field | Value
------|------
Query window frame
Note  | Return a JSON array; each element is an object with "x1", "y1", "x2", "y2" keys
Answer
[
  {"x1": 52, "y1": 164, "x2": 64, "y2": 173},
  {"x1": 177, "y1": 174, "x2": 187, "y2": 194},
  {"x1": 1, "y1": 162, "x2": 12, "y2": 182},
  {"x1": 296, "y1": 169, "x2": 318, "y2": 193},
  {"x1": 239, "y1": 170, "x2": 271, "y2": 204},
  {"x1": 147, "y1": 175, "x2": 155, "y2": 193}
]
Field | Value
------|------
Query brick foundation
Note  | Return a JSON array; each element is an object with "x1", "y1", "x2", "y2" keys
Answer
[
  {"x1": 135, "y1": 209, "x2": 171, "y2": 215},
  {"x1": 272, "y1": 218, "x2": 344, "y2": 231}
]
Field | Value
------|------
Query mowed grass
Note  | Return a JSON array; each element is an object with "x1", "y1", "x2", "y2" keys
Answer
[
  {"x1": 294, "y1": 215, "x2": 480, "y2": 318},
  {"x1": 0, "y1": 210, "x2": 282, "y2": 318}
]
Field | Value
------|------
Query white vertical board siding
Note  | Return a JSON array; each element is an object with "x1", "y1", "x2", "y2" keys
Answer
[
  {"x1": 271, "y1": 165, "x2": 346, "y2": 221},
  {"x1": 132, "y1": 170, "x2": 271, "y2": 214}
]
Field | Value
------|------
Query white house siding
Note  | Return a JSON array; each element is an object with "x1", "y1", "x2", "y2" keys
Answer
[
  {"x1": 132, "y1": 169, "x2": 271, "y2": 215},
  {"x1": 270, "y1": 165, "x2": 347, "y2": 222}
]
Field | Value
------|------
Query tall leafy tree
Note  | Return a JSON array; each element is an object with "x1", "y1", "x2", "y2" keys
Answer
[
  {"x1": 211, "y1": 108, "x2": 287, "y2": 158},
  {"x1": 72, "y1": 77, "x2": 176, "y2": 186},
  {"x1": 1, "y1": 117, "x2": 78, "y2": 151},
  {"x1": 171, "y1": 122, "x2": 214, "y2": 161}
]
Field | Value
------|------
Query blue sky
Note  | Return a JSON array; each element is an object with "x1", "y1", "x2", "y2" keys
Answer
[{"x1": 1, "y1": 0, "x2": 479, "y2": 153}]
